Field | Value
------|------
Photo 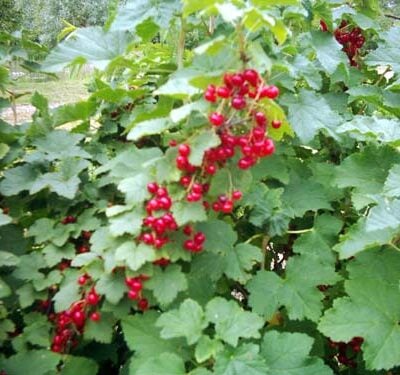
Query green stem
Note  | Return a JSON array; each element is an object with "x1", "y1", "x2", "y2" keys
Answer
[
  {"x1": 177, "y1": 17, "x2": 186, "y2": 69},
  {"x1": 286, "y1": 228, "x2": 313, "y2": 234}
]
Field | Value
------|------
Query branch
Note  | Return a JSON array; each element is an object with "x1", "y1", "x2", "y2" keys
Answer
[{"x1": 384, "y1": 13, "x2": 400, "y2": 20}]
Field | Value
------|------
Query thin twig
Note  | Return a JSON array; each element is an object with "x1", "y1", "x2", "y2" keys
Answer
[{"x1": 384, "y1": 14, "x2": 400, "y2": 20}]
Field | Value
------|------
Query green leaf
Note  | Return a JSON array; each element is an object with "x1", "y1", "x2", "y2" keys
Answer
[
  {"x1": 335, "y1": 145, "x2": 400, "y2": 208},
  {"x1": 0, "y1": 143, "x2": 9, "y2": 160},
  {"x1": 111, "y1": 0, "x2": 180, "y2": 32},
  {"x1": 122, "y1": 311, "x2": 187, "y2": 358},
  {"x1": 195, "y1": 336, "x2": 224, "y2": 363},
  {"x1": 53, "y1": 101, "x2": 97, "y2": 127},
  {"x1": 195, "y1": 220, "x2": 237, "y2": 255},
  {"x1": 0, "y1": 211, "x2": 11, "y2": 226},
  {"x1": 310, "y1": 31, "x2": 347, "y2": 74},
  {"x1": 53, "y1": 281, "x2": 81, "y2": 312},
  {"x1": 261, "y1": 331, "x2": 333, "y2": 374},
  {"x1": 224, "y1": 243, "x2": 263, "y2": 284},
  {"x1": 334, "y1": 218, "x2": 394, "y2": 259},
  {"x1": 30, "y1": 161, "x2": 87, "y2": 199},
  {"x1": 61, "y1": 356, "x2": 99, "y2": 375},
  {"x1": 170, "y1": 100, "x2": 208, "y2": 123},
  {"x1": 33, "y1": 131, "x2": 90, "y2": 161},
  {"x1": 365, "y1": 27, "x2": 400, "y2": 73},
  {"x1": 115, "y1": 242, "x2": 157, "y2": 271},
  {"x1": 171, "y1": 201, "x2": 207, "y2": 227},
  {"x1": 248, "y1": 215, "x2": 341, "y2": 321},
  {"x1": 135, "y1": 352, "x2": 186, "y2": 375},
  {"x1": 319, "y1": 248, "x2": 400, "y2": 370},
  {"x1": 337, "y1": 116, "x2": 400, "y2": 145},
  {"x1": 146, "y1": 265, "x2": 188, "y2": 306},
  {"x1": 157, "y1": 299, "x2": 207, "y2": 345},
  {"x1": 205, "y1": 297, "x2": 264, "y2": 347},
  {"x1": 84, "y1": 312, "x2": 115, "y2": 343},
  {"x1": 154, "y1": 69, "x2": 202, "y2": 99},
  {"x1": 96, "y1": 272, "x2": 126, "y2": 305},
  {"x1": 384, "y1": 164, "x2": 400, "y2": 197},
  {"x1": 281, "y1": 89, "x2": 341, "y2": 143},
  {"x1": 188, "y1": 129, "x2": 221, "y2": 166},
  {"x1": 42, "y1": 27, "x2": 132, "y2": 72},
  {"x1": 1, "y1": 350, "x2": 60, "y2": 375},
  {"x1": 214, "y1": 343, "x2": 268, "y2": 375},
  {"x1": 0, "y1": 278, "x2": 11, "y2": 298},
  {"x1": 109, "y1": 209, "x2": 143, "y2": 236},
  {"x1": 282, "y1": 173, "x2": 333, "y2": 217},
  {"x1": 0, "y1": 250, "x2": 19, "y2": 266},
  {"x1": 366, "y1": 199, "x2": 400, "y2": 232},
  {"x1": 127, "y1": 117, "x2": 173, "y2": 141},
  {"x1": 0, "y1": 164, "x2": 40, "y2": 196},
  {"x1": 118, "y1": 173, "x2": 152, "y2": 205},
  {"x1": 209, "y1": 168, "x2": 253, "y2": 197}
]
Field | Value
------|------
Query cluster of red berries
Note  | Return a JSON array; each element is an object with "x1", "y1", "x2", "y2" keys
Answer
[
  {"x1": 334, "y1": 21, "x2": 365, "y2": 66},
  {"x1": 182, "y1": 225, "x2": 206, "y2": 252},
  {"x1": 328, "y1": 336, "x2": 364, "y2": 368},
  {"x1": 173, "y1": 69, "x2": 279, "y2": 214},
  {"x1": 74, "y1": 230, "x2": 92, "y2": 254},
  {"x1": 51, "y1": 277, "x2": 102, "y2": 353},
  {"x1": 320, "y1": 20, "x2": 365, "y2": 67},
  {"x1": 125, "y1": 275, "x2": 149, "y2": 311},
  {"x1": 139, "y1": 183, "x2": 177, "y2": 249}
]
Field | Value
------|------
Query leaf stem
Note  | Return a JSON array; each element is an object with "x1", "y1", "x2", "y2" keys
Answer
[
  {"x1": 286, "y1": 228, "x2": 313, "y2": 234},
  {"x1": 177, "y1": 17, "x2": 186, "y2": 69}
]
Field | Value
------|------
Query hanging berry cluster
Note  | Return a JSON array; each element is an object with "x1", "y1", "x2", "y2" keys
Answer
[
  {"x1": 175, "y1": 69, "x2": 279, "y2": 214},
  {"x1": 328, "y1": 336, "x2": 364, "y2": 368},
  {"x1": 320, "y1": 19, "x2": 365, "y2": 67},
  {"x1": 50, "y1": 275, "x2": 102, "y2": 353},
  {"x1": 334, "y1": 21, "x2": 365, "y2": 67},
  {"x1": 125, "y1": 275, "x2": 149, "y2": 311}
]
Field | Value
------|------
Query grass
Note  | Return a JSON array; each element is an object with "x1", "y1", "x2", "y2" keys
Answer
[{"x1": 5, "y1": 77, "x2": 89, "y2": 105}]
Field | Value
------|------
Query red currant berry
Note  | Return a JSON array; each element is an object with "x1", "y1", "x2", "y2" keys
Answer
[
  {"x1": 194, "y1": 232, "x2": 206, "y2": 244},
  {"x1": 180, "y1": 175, "x2": 191, "y2": 187},
  {"x1": 138, "y1": 298, "x2": 149, "y2": 311},
  {"x1": 156, "y1": 187, "x2": 168, "y2": 197},
  {"x1": 231, "y1": 73, "x2": 244, "y2": 86},
  {"x1": 130, "y1": 280, "x2": 143, "y2": 292},
  {"x1": 192, "y1": 183, "x2": 203, "y2": 194},
  {"x1": 204, "y1": 90, "x2": 217, "y2": 102},
  {"x1": 216, "y1": 86, "x2": 231, "y2": 98},
  {"x1": 183, "y1": 225, "x2": 193, "y2": 236},
  {"x1": 72, "y1": 311, "x2": 85, "y2": 326},
  {"x1": 147, "y1": 182, "x2": 158, "y2": 194},
  {"x1": 221, "y1": 201, "x2": 234, "y2": 213},
  {"x1": 176, "y1": 155, "x2": 189, "y2": 170},
  {"x1": 243, "y1": 69, "x2": 259, "y2": 86},
  {"x1": 261, "y1": 85, "x2": 279, "y2": 99},
  {"x1": 209, "y1": 112, "x2": 225, "y2": 126},
  {"x1": 90, "y1": 312, "x2": 101, "y2": 322},
  {"x1": 254, "y1": 112, "x2": 266, "y2": 126},
  {"x1": 206, "y1": 164, "x2": 217, "y2": 175},
  {"x1": 142, "y1": 233, "x2": 155, "y2": 245},
  {"x1": 232, "y1": 190, "x2": 242, "y2": 200},
  {"x1": 271, "y1": 120, "x2": 282, "y2": 129},
  {"x1": 178, "y1": 144, "x2": 191, "y2": 157},
  {"x1": 231, "y1": 96, "x2": 246, "y2": 110},
  {"x1": 128, "y1": 289, "x2": 139, "y2": 300},
  {"x1": 78, "y1": 275, "x2": 88, "y2": 285},
  {"x1": 87, "y1": 292, "x2": 100, "y2": 305}
]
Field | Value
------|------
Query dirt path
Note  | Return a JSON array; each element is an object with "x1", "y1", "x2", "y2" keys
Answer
[{"x1": 1, "y1": 103, "x2": 63, "y2": 124}]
